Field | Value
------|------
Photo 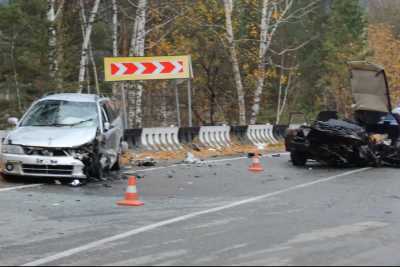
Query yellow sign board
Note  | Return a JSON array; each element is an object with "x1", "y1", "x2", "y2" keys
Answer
[{"x1": 104, "y1": 55, "x2": 192, "y2": 82}]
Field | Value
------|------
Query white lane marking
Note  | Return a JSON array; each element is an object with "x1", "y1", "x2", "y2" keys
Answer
[
  {"x1": 215, "y1": 243, "x2": 249, "y2": 255},
  {"x1": 0, "y1": 184, "x2": 43, "y2": 193},
  {"x1": 22, "y1": 167, "x2": 371, "y2": 267},
  {"x1": 287, "y1": 221, "x2": 388, "y2": 245},
  {"x1": 125, "y1": 152, "x2": 290, "y2": 174}
]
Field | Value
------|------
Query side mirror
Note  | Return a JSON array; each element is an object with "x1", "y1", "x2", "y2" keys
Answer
[
  {"x1": 104, "y1": 122, "x2": 111, "y2": 131},
  {"x1": 8, "y1": 117, "x2": 18, "y2": 126}
]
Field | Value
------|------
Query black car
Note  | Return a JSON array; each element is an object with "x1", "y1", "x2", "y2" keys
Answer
[{"x1": 286, "y1": 62, "x2": 400, "y2": 168}]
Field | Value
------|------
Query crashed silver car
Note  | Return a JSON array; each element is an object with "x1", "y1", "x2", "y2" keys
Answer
[{"x1": 0, "y1": 94, "x2": 124, "y2": 181}]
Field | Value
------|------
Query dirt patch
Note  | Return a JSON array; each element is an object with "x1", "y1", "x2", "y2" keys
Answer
[{"x1": 120, "y1": 142, "x2": 285, "y2": 166}]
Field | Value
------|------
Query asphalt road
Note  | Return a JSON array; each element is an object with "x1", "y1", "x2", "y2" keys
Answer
[{"x1": 1, "y1": 154, "x2": 400, "y2": 266}]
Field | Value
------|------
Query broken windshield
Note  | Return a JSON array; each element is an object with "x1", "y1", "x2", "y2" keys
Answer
[{"x1": 20, "y1": 100, "x2": 99, "y2": 128}]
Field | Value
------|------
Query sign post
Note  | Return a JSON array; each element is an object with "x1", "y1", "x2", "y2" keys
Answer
[
  {"x1": 188, "y1": 78, "x2": 193, "y2": 127},
  {"x1": 174, "y1": 80, "x2": 181, "y2": 127}
]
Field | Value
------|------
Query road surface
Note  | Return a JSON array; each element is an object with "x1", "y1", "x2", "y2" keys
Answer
[{"x1": 1, "y1": 154, "x2": 400, "y2": 266}]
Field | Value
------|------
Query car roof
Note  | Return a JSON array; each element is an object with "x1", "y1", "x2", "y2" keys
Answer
[{"x1": 39, "y1": 93, "x2": 103, "y2": 103}]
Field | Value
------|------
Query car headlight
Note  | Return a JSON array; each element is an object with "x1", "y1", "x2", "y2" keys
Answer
[{"x1": 1, "y1": 145, "x2": 24, "y2": 155}]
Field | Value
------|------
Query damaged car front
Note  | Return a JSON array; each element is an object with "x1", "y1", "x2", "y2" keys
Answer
[
  {"x1": 0, "y1": 94, "x2": 122, "y2": 181},
  {"x1": 286, "y1": 62, "x2": 400, "y2": 167}
]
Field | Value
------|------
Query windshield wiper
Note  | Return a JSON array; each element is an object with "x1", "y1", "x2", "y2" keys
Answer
[
  {"x1": 29, "y1": 119, "x2": 94, "y2": 127},
  {"x1": 66, "y1": 118, "x2": 94, "y2": 127}
]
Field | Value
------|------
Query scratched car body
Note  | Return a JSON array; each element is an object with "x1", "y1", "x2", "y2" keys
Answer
[{"x1": 0, "y1": 94, "x2": 124, "y2": 181}]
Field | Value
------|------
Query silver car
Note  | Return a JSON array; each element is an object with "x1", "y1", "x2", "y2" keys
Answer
[{"x1": 0, "y1": 93, "x2": 124, "y2": 181}]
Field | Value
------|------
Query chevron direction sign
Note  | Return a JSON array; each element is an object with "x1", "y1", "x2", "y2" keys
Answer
[{"x1": 104, "y1": 55, "x2": 192, "y2": 82}]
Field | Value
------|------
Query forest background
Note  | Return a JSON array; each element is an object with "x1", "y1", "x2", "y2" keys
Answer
[{"x1": 0, "y1": 0, "x2": 397, "y2": 129}]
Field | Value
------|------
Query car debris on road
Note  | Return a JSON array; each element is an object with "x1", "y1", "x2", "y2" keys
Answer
[
  {"x1": 184, "y1": 152, "x2": 201, "y2": 164},
  {"x1": 136, "y1": 157, "x2": 157, "y2": 167}
]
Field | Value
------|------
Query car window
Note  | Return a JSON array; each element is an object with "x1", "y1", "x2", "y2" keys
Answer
[
  {"x1": 101, "y1": 107, "x2": 109, "y2": 127},
  {"x1": 21, "y1": 100, "x2": 99, "y2": 128},
  {"x1": 107, "y1": 101, "x2": 120, "y2": 119},
  {"x1": 102, "y1": 102, "x2": 116, "y2": 122}
]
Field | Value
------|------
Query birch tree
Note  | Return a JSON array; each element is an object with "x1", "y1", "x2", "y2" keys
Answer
[
  {"x1": 250, "y1": 0, "x2": 317, "y2": 124},
  {"x1": 223, "y1": 0, "x2": 247, "y2": 125},
  {"x1": 78, "y1": 0, "x2": 101, "y2": 93},
  {"x1": 111, "y1": 0, "x2": 118, "y2": 58},
  {"x1": 79, "y1": 0, "x2": 100, "y2": 94},
  {"x1": 127, "y1": 0, "x2": 147, "y2": 128},
  {"x1": 47, "y1": 0, "x2": 65, "y2": 89},
  {"x1": 275, "y1": 56, "x2": 296, "y2": 124}
]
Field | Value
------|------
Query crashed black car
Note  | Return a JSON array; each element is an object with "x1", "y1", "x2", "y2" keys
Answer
[{"x1": 286, "y1": 62, "x2": 400, "y2": 168}]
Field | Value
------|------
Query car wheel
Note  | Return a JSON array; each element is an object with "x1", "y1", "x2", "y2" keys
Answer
[
  {"x1": 111, "y1": 153, "x2": 121, "y2": 171},
  {"x1": 89, "y1": 152, "x2": 104, "y2": 180},
  {"x1": 111, "y1": 141, "x2": 122, "y2": 171},
  {"x1": 291, "y1": 151, "x2": 308, "y2": 166}
]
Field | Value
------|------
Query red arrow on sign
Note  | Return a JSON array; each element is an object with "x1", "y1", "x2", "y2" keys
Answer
[{"x1": 111, "y1": 61, "x2": 184, "y2": 77}]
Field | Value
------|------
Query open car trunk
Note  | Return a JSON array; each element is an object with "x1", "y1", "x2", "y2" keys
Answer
[{"x1": 349, "y1": 61, "x2": 392, "y2": 114}]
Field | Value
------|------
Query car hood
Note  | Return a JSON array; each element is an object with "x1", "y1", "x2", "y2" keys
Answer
[
  {"x1": 349, "y1": 61, "x2": 391, "y2": 113},
  {"x1": 5, "y1": 126, "x2": 98, "y2": 148}
]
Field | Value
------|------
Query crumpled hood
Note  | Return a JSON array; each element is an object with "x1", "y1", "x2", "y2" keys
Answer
[{"x1": 6, "y1": 126, "x2": 98, "y2": 148}]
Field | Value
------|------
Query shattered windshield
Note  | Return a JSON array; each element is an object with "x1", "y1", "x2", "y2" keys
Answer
[{"x1": 21, "y1": 100, "x2": 99, "y2": 128}]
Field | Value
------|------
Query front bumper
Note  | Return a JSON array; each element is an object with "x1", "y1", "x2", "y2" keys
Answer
[{"x1": 0, "y1": 153, "x2": 86, "y2": 179}]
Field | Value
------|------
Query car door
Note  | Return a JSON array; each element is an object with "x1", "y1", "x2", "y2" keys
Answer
[
  {"x1": 105, "y1": 100, "x2": 123, "y2": 146},
  {"x1": 100, "y1": 101, "x2": 122, "y2": 166}
]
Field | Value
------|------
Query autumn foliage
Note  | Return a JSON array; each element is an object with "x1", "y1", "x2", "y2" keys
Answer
[{"x1": 368, "y1": 23, "x2": 400, "y2": 103}]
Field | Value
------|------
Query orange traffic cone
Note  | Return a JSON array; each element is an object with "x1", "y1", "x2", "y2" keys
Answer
[
  {"x1": 117, "y1": 176, "x2": 144, "y2": 207},
  {"x1": 249, "y1": 155, "x2": 264, "y2": 173}
]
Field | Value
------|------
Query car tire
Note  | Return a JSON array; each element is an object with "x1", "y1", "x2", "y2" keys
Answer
[
  {"x1": 89, "y1": 152, "x2": 104, "y2": 180},
  {"x1": 291, "y1": 151, "x2": 308, "y2": 166},
  {"x1": 111, "y1": 141, "x2": 122, "y2": 171},
  {"x1": 111, "y1": 153, "x2": 121, "y2": 171}
]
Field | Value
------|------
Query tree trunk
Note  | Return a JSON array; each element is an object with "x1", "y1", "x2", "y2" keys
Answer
[
  {"x1": 78, "y1": 0, "x2": 101, "y2": 93},
  {"x1": 250, "y1": 0, "x2": 271, "y2": 125},
  {"x1": 111, "y1": 0, "x2": 119, "y2": 96},
  {"x1": 79, "y1": 0, "x2": 100, "y2": 95},
  {"x1": 111, "y1": 0, "x2": 118, "y2": 58},
  {"x1": 47, "y1": 0, "x2": 58, "y2": 80},
  {"x1": 250, "y1": 0, "x2": 294, "y2": 124},
  {"x1": 89, "y1": 42, "x2": 100, "y2": 94},
  {"x1": 161, "y1": 86, "x2": 168, "y2": 127},
  {"x1": 10, "y1": 38, "x2": 22, "y2": 112},
  {"x1": 47, "y1": 0, "x2": 64, "y2": 90},
  {"x1": 127, "y1": 0, "x2": 147, "y2": 128},
  {"x1": 223, "y1": 0, "x2": 246, "y2": 125}
]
